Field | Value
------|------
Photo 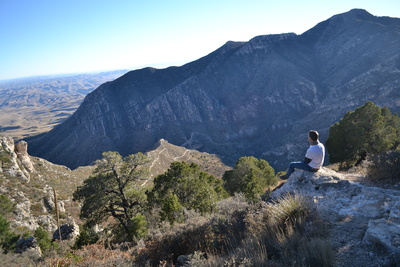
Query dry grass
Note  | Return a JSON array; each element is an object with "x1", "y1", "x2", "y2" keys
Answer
[
  {"x1": 33, "y1": 192, "x2": 335, "y2": 267},
  {"x1": 367, "y1": 150, "x2": 400, "y2": 185},
  {"x1": 133, "y1": 193, "x2": 334, "y2": 266},
  {"x1": 42, "y1": 244, "x2": 134, "y2": 267}
]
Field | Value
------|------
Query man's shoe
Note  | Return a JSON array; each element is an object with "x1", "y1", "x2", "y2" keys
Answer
[{"x1": 280, "y1": 175, "x2": 288, "y2": 180}]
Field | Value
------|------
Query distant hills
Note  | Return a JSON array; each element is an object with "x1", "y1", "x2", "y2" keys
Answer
[
  {"x1": 26, "y1": 9, "x2": 400, "y2": 170},
  {"x1": 0, "y1": 70, "x2": 127, "y2": 139}
]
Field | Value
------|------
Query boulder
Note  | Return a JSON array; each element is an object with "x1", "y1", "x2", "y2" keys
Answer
[
  {"x1": 363, "y1": 219, "x2": 400, "y2": 253},
  {"x1": 15, "y1": 140, "x2": 35, "y2": 173},
  {"x1": 53, "y1": 221, "x2": 80, "y2": 241},
  {"x1": 15, "y1": 236, "x2": 42, "y2": 260}
]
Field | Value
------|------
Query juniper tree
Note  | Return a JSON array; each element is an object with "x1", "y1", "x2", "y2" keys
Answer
[
  {"x1": 326, "y1": 101, "x2": 400, "y2": 167},
  {"x1": 73, "y1": 151, "x2": 151, "y2": 241}
]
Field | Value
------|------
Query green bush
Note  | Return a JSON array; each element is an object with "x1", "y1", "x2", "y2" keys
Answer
[
  {"x1": 367, "y1": 150, "x2": 400, "y2": 183},
  {"x1": 222, "y1": 156, "x2": 277, "y2": 201},
  {"x1": 129, "y1": 213, "x2": 148, "y2": 239},
  {"x1": 34, "y1": 226, "x2": 57, "y2": 253},
  {"x1": 148, "y1": 161, "x2": 228, "y2": 224},
  {"x1": 326, "y1": 102, "x2": 400, "y2": 167},
  {"x1": 160, "y1": 194, "x2": 184, "y2": 225},
  {"x1": 73, "y1": 225, "x2": 99, "y2": 249},
  {"x1": 0, "y1": 215, "x2": 19, "y2": 253}
]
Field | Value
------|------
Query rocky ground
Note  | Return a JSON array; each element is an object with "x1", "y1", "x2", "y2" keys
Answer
[
  {"x1": 2, "y1": 134, "x2": 400, "y2": 266},
  {"x1": 272, "y1": 168, "x2": 400, "y2": 267}
]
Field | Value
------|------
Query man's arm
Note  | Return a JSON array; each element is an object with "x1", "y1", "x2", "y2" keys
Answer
[{"x1": 303, "y1": 157, "x2": 312, "y2": 164}]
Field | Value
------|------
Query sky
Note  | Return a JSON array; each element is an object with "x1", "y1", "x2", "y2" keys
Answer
[{"x1": 1, "y1": 0, "x2": 400, "y2": 81}]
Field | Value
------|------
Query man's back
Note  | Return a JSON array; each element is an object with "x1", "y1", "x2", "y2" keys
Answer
[{"x1": 306, "y1": 142, "x2": 325, "y2": 169}]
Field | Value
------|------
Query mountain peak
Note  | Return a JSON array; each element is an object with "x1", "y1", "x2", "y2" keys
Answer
[
  {"x1": 328, "y1": 8, "x2": 375, "y2": 23},
  {"x1": 26, "y1": 10, "x2": 400, "y2": 170},
  {"x1": 344, "y1": 8, "x2": 373, "y2": 17}
]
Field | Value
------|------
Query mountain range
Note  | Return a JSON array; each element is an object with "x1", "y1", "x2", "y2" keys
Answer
[{"x1": 26, "y1": 9, "x2": 400, "y2": 170}]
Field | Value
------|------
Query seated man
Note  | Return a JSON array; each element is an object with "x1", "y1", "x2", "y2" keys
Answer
[{"x1": 280, "y1": 130, "x2": 325, "y2": 180}]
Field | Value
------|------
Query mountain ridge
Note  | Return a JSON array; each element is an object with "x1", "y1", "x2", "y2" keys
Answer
[{"x1": 25, "y1": 9, "x2": 400, "y2": 170}]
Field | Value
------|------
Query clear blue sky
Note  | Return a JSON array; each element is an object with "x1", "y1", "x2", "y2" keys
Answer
[{"x1": 1, "y1": 0, "x2": 399, "y2": 80}]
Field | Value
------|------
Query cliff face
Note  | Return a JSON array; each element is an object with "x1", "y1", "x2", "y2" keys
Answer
[{"x1": 26, "y1": 9, "x2": 400, "y2": 170}]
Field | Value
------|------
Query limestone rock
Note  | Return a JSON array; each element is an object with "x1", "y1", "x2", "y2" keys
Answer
[
  {"x1": 15, "y1": 236, "x2": 42, "y2": 260},
  {"x1": 0, "y1": 136, "x2": 29, "y2": 182},
  {"x1": 363, "y1": 219, "x2": 400, "y2": 253},
  {"x1": 42, "y1": 185, "x2": 65, "y2": 213},
  {"x1": 271, "y1": 168, "x2": 400, "y2": 266},
  {"x1": 15, "y1": 140, "x2": 35, "y2": 173},
  {"x1": 13, "y1": 191, "x2": 38, "y2": 230},
  {"x1": 53, "y1": 221, "x2": 80, "y2": 241},
  {"x1": 37, "y1": 215, "x2": 57, "y2": 232}
]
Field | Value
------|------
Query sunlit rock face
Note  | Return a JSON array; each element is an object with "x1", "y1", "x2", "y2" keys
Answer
[
  {"x1": 0, "y1": 136, "x2": 34, "y2": 182},
  {"x1": 27, "y1": 9, "x2": 400, "y2": 170}
]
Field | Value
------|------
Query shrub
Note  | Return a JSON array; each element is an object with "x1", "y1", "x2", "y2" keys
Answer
[
  {"x1": 74, "y1": 225, "x2": 99, "y2": 249},
  {"x1": 222, "y1": 156, "x2": 277, "y2": 201},
  {"x1": 367, "y1": 150, "x2": 400, "y2": 183},
  {"x1": 160, "y1": 194, "x2": 184, "y2": 225},
  {"x1": 266, "y1": 193, "x2": 312, "y2": 231},
  {"x1": 34, "y1": 226, "x2": 58, "y2": 253},
  {"x1": 170, "y1": 193, "x2": 334, "y2": 267},
  {"x1": 136, "y1": 207, "x2": 249, "y2": 266},
  {"x1": 326, "y1": 101, "x2": 400, "y2": 167},
  {"x1": 0, "y1": 215, "x2": 19, "y2": 253},
  {"x1": 148, "y1": 161, "x2": 228, "y2": 224}
]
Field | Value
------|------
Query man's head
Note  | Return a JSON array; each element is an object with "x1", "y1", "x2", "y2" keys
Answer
[{"x1": 308, "y1": 130, "x2": 319, "y2": 141}]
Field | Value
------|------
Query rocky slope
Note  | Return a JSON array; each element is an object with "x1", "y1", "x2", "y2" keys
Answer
[
  {"x1": 144, "y1": 139, "x2": 231, "y2": 182},
  {"x1": 26, "y1": 9, "x2": 400, "y2": 170},
  {"x1": 0, "y1": 136, "x2": 229, "y2": 236},
  {"x1": 272, "y1": 168, "x2": 400, "y2": 266},
  {"x1": 0, "y1": 70, "x2": 127, "y2": 139},
  {"x1": 2, "y1": 135, "x2": 400, "y2": 265},
  {"x1": 0, "y1": 136, "x2": 94, "y2": 233}
]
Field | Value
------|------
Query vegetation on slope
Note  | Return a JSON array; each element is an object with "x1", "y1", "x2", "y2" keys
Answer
[{"x1": 0, "y1": 101, "x2": 399, "y2": 266}]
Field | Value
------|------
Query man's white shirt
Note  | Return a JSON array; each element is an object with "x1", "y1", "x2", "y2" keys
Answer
[{"x1": 305, "y1": 142, "x2": 325, "y2": 168}]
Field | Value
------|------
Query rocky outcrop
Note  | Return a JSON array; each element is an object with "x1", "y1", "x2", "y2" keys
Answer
[
  {"x1": 15, "y1": 140, "x2": 35, "y2": 173},
  {"x1": 43, "y1": 185, "x2": 65, "y2": 214},
  {"x1": 272, "y1": 168, "x2": 400, "y2": 266},
  {"x1": 53, "y1": 221, "x2": 80, "y2": 241},
  {"x1": 0, "y1": 136, "x2": 34, "y2": 182},
  {"x1": 15, "y1": 236, "x2": 42, "y2": 260},
  {"x1": 0, "y1": 136, "x2": 74, "y2": 232},
  {"x1": 26, "y1": 9, "x2": 400, "y2": 170}
]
